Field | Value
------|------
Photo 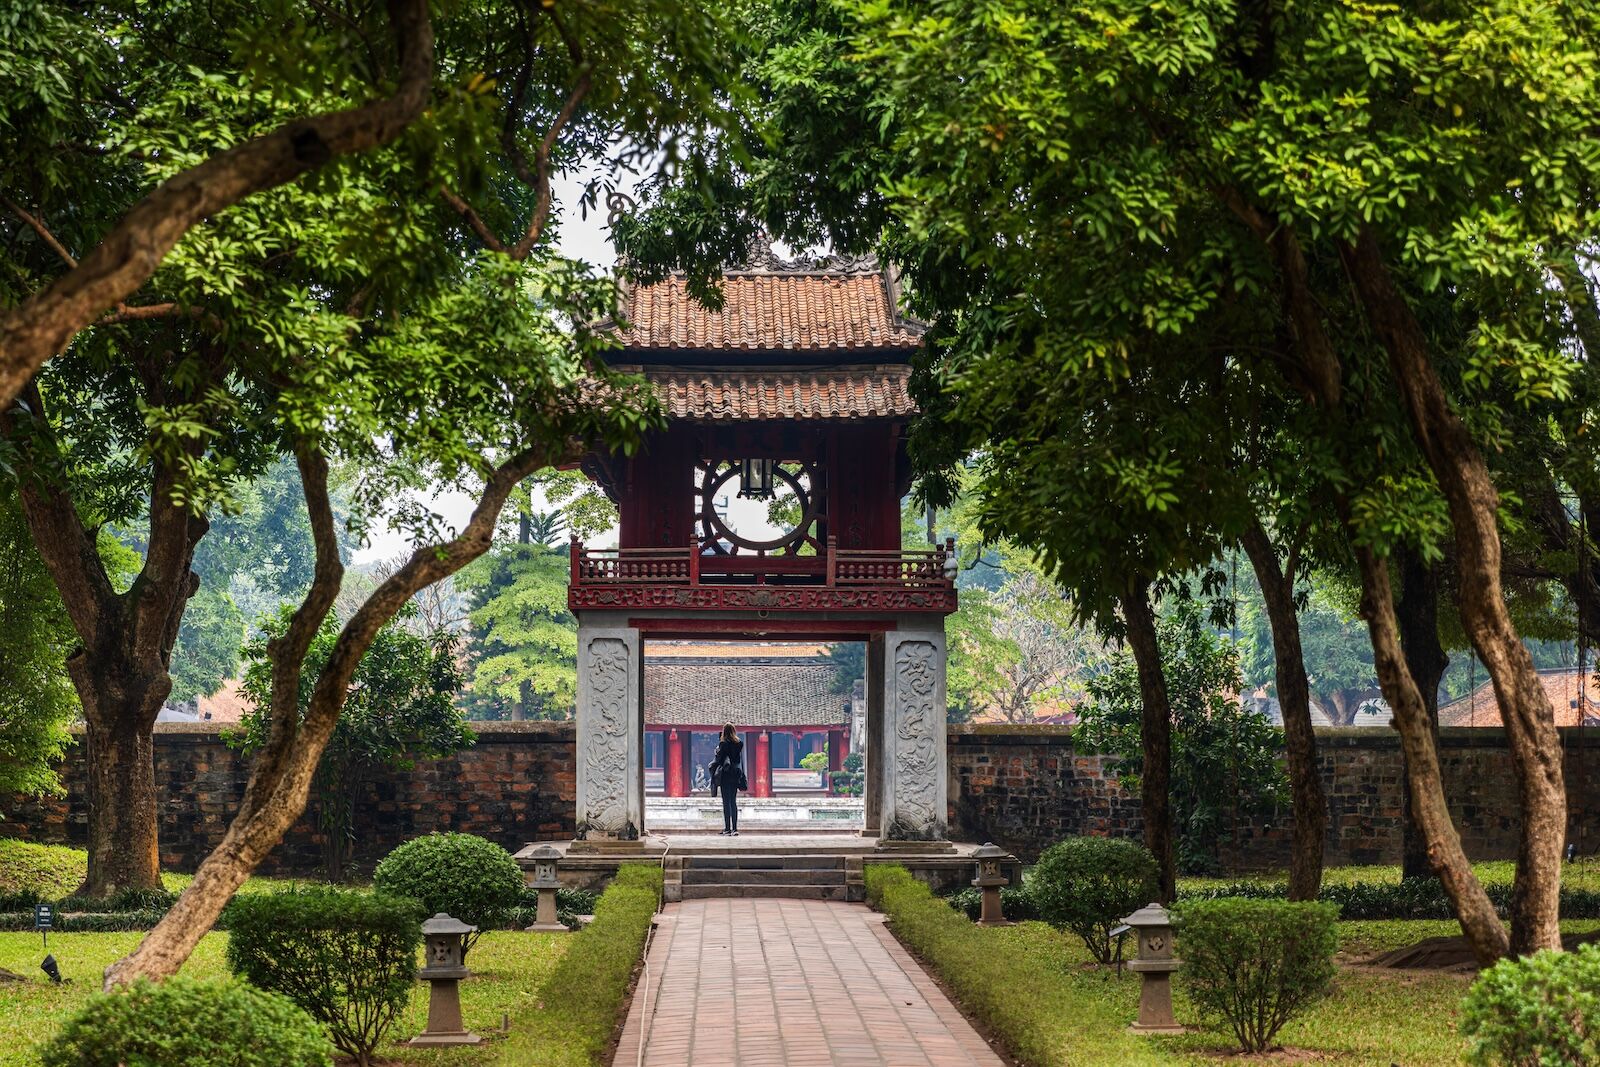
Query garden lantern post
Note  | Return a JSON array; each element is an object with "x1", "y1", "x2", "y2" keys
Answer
[
  {"x1": 525, "y1": 844, "x2": 568, "y2": 933},
  {"x1": 970, "y1": 842, "x2": 1013, "y2": 927},
  {"x1": 409, "y1": 913, "x2": 484, "y2": 1047},
  {"x1": 1123, "y1": 902, "x2": 1184, "y2": 1034}
]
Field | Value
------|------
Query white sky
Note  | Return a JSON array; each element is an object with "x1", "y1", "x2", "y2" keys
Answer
[{"x1": 352, "y1": 169, "x2": 786, "y2": 561}]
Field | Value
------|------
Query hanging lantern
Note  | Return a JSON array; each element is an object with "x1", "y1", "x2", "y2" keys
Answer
[{"x1": 739, "y1": 458, "x2": 776, "y2": 500}]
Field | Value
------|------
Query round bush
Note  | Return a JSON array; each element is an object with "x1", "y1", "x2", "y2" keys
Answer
[
  {"x1": 372, "y1": 832, "x2": 523, "y2": 951},
  {"x1": 42, "y1": 976, "x2": 330, "y2": 1067},
  {"x1": 1462, "y1": 943, "x2": 1600, "y2": 1065},
  {"x1": 1176, "y1": 897, "x2": 1339, "y2": 1053},
  {"x1": 225, "y1": 886, "x2": 422, "y2": 1067},
  {"x1": 1029, "y1": 836, "x2": 1160, "y2": 963}
]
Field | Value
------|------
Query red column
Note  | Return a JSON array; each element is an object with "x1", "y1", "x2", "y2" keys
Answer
[
  {"x1": 665, "y1": 729, "x2": 686, "y2": 797},
  {"x1": 754, "y1": 730, "x2": 773, "y2": 798},
  {"x1": 828, "y1": 729, "x2": 845, "y2": 773}
]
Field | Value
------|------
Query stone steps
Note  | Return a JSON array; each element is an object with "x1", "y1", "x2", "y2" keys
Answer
[
  {"x1": 664, "y1": 853, "x2": 865, "y2": 902},
  {"x1": 680, "y1": 883, "x2": 852, "y2": 901}
]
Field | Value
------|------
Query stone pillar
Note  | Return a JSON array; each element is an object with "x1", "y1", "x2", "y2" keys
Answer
[
  {"x1": 754, "y1": 730, "x2": 773, "y2": 798},
  {"x1": 863, "y1": 633, "x2": 885, "y2": 836},
  {"x1": 665, "y1": 729, "x2": 686, "y2": 798},
  {"x1": 575, "y1": 624, "x2": 643, "y2": 840},
  {"x1": 879, "y1": 624, "x2": 948, "y2": 842}
]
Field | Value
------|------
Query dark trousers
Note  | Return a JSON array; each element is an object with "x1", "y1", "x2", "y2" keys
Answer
[{"x1": 720, "y1": 780, "x2": 739, "y2": 832}]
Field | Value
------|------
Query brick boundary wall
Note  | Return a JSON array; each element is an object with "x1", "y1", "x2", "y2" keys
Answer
[
  {"x1": 0, "y1": 721, "x2": 575, "y2": 876},
  {"x1": 948, "y1": 723, "x2": 1600, "y2": 865},
  {"x1": 6, "y1": 721, "x2": 1600, "y2": 874}
]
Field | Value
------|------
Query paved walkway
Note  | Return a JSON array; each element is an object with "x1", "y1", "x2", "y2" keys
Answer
[{"x1": 613, "y1": 899, "x2": 1006, "y2": 1067}]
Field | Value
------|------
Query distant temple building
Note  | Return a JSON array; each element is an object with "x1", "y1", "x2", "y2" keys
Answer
[{"x1": 641, "y1": 642, "x2": 855, "y2": 797}]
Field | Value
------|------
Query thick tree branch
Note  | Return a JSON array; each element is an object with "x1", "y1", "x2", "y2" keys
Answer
[
  {"x1": 511, "y1": 71, "x2": 591, "y2": 260},
  {"x1": 0, "y1": 0, "x2": 436, "y2": 411},
  {"x1": 438, "y1": 186, "x2": 509, "y2": 253},
  {"x1": 106, "y1": 441, "x2": 579, "y2": 985}
]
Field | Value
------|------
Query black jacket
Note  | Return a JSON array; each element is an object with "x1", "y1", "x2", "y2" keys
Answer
[{"x1": 711, "y1": 739, "x2": 744, "y2": 790}]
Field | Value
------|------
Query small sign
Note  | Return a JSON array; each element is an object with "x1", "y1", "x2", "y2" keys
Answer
[{"x1": 33, "y1": 903, "x2": 53, "y2": 930}]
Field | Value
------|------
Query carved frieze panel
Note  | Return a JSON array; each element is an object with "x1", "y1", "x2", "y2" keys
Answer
[{"x1": 569, "y1": 585, "x2": 957, "y2": 613}]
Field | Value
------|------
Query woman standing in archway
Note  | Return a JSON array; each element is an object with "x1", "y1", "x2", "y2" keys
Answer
[{"x1": 711, "y1": 724, "x2": 746, "y2": 835}]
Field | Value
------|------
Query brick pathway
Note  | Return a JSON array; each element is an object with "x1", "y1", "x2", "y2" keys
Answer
[{"x1": 613, "y1": 899, "x2": 1005, "y2": 1067}]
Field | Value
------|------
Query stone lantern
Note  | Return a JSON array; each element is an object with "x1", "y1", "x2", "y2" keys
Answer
[
  {"x1": 1123, "y1": 902, "x2": 1184, "y2": 1034},
  {"x1": 408, "y1": 913, "x2": 483, "y2": 1047},
  {"x1": 524, "y1": 844, "x2": 568, "y2": 933},
  {"x1": 970, "y1": 842, "x2": 1013, "y2": 927}
]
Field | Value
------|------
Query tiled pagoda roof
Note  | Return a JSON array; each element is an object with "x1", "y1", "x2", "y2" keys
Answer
[
  {"x1": 630, "y1": 364, "x2": 916, "y2": 422},
  {"x1": 615, "y1": 268, "x2": 923, "y2": 353},
  {"x1": 1439, "y1": 667, "x2": 1600, "y2": 728}
]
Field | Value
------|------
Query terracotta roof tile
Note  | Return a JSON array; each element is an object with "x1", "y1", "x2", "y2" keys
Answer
[
  {"x1": 644, "y1": 661, "x2": 848, "y2": 728},
  {"x1": 1439, "y1": 668, "x2": 1600, "y2": 728},
  {"x1": 639, "y1": 365, "x2": 916, "y2": 422},
  {"x1": 618, "y1": 273, "x2": 922, "y2": 351}
]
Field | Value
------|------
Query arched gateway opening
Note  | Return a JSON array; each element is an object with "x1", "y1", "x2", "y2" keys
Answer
[{"x1": 565, "y1": 249, "x2": 959, "y2": 851}]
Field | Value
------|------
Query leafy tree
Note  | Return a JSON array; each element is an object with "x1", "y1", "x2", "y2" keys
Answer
[
  {"x1": 95, "y1": 0, "x2": 741, "y2": 984},
  {"x1": 950, "y1": 571, "x2": 1102, "y2": 724},
  {"x1": 232, "y1": 607, "x2": 472, "y2": 881},
  {"x1": 624, "y1": 0, "x2": 1600, "y2": 960},
  {"x1": 458, "y1": 542, "x2": 576, "y2": 721},
  {"x1": 1076, "y1": 600, "x2": 1286, "y2": 876}
]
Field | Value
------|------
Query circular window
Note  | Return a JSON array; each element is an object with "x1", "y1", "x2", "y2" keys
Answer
[{"x1": 698, "y1": 460, "x2": 821, "y2": 553}]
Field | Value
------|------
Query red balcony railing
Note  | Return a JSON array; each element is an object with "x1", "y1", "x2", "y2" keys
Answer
[{"x1": 569, "y1": 536, "x2": 957, "y2": 595}]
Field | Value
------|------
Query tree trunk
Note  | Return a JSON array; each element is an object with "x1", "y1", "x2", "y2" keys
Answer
[
  {"x1": 1239, "y1": 520, "x2": 1327, "y2": 901},
  {"x1": 106, "y1": 444, "x2": 556, "y2": 986},
  {"x1": 1395, "y1": 545, "x2": 1448, "y2": 882},
  {"x1": 1343, "y1": 228, "x2": 1563, "y2": 955},
  {"x1": 1355, "y1": 545, "x2": 1509, "y2": 962},
  {"x1": 1122, "y1": 577, "x2": 1175, "y2": 902},
  {"x1": 79, "y1": 711, "x2": 163, "y2": 896}
]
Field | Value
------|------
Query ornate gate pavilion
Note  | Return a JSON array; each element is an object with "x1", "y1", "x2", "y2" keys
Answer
[{"x1": 567, "y1": 249, "x2": 958, "y2": 845}]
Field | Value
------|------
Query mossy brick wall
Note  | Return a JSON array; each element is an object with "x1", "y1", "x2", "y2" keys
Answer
[
  {"x1": 946, "y1": 724, "x2": 1600, "y2": 866},
  {"x1": 0, "y1": 721, "x2": 575, "y2": 875},
  {"x1": 9, "y1": 720, "x2": 1600, "y2": 874}
]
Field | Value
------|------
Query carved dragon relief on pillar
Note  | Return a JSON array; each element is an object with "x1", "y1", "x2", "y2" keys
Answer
[
  {"x1": 888, "y1": 639, "x2": 943, "y2": 839},
  {"x1": 580, "y1": 637, "x2": 634, "y2": 837}
]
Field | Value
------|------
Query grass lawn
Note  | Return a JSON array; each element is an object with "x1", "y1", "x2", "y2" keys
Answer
[
  {"x1": 0, "y1": 843, "x2": 86, "y2": 898},
  {"x1": 0, "y1": 929, "x2": 570, "y2": 1067},
  {"x1": 938, "y1": 920, "x2": 1479, "y2": 1065}
]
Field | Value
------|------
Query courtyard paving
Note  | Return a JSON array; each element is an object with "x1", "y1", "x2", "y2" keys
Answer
[{"x1": 613, "y1": 898, "x2": 1006, "y2": 1067}]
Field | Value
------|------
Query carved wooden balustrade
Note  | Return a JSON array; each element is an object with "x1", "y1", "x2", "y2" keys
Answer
[{"x1": 568, "y1": 536, "x2": 958, "y2": 613}]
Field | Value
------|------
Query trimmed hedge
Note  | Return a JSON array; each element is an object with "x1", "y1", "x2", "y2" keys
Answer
[
  {"x1": 1031, "y1": 836, "x2": 1161, "y2": 963},
  {"x1": 1180, "y1": 877, "x2": 1600, "y2": 920},
  {"x1": 866, "y1": 864, "x2": 1064, "y2": 1064},
  {"x1": 1462, "y1": 943, "x2": 1600, "y2": 1065},
  {"x1": 1176, "y1": 898, "x2": 1339, "y2": 1053},
  {"x1": 41, "y1": 976, "x2": 331, "y2": 1067},
  {"x1": 502, "y1": 864, "x2": 663, "y2": 1066},
  {"x1": 226, "y1": 887, "x2": 423, "y2": 1067}
]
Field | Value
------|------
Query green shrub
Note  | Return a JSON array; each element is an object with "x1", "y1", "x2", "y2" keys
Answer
[
  {"x1": 943, "y1": 884, "x2": 1040, "y2": 923},
  {"x1": 502, "y1": 864, "x2": 660, "y2": 1065},
  {"x1": 865, "y1": 863, "x2": 915, "y2": 909},
  {"x1": 41, "y1": 976, "x2": 330, "y2": 1067},
  {"x1": 372, "y1": 833, "x2": 523, "y2": 955},
  {"x1": 1462, "y1": 943, "x2": 1600, "y2": 1066},
  {"x1": 225, "y1": 886, "x2": 422, "y2": 1067},
  {"x1": 1176, "y1": 898, "x2": 1339, "y2": 1053},
  {"x1": 1178, "y1": 876, "x2": 1600, "y2": 921},
  {"x1": 1029, "y1": 836, "x2": 1160, "y2": 963}
]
